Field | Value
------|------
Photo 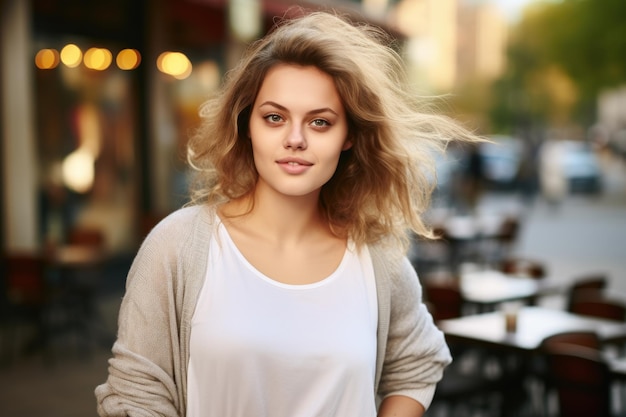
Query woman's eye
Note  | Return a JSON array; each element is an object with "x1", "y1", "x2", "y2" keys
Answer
[
  {"x1": 311, "y1": 119, "x2": 330, "y2": 128},
  {"x1": 265, "y1": 114, "x2": 283, "y2": 123}
]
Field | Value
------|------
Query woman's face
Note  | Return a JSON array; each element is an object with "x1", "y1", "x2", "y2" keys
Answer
[{"x1": 248, "y1": 64, "x2": 351, "y2": 200}]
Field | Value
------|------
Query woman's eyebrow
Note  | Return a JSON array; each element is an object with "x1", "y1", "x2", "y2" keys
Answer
[
  {"x1": 258, "y1": 101, "x2": 339, "y2": 116},
  {"x1": 258, "y1": 101, "x2": 287, "y2": 111}
]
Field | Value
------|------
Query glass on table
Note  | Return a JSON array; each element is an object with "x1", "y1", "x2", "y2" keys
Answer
[{"x1": 501, "y1": 301, "x2": 523, "y2": 333}]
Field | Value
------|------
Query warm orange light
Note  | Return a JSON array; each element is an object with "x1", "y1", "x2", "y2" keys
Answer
[
  {"x1": 62, "y1": 148, "x2": 95, "y2": 193},
  {"x1": 116, "y1": 49, "x2": 141, "y2": 70},
  {"x1": 60, "y1": 44, "x2": 83, "y2": 68},
  {"x1": 157, "y1": 51, "x2": 192, "y2": 79},
  {"x1": 84, "y1": 47, "x2": 112, "y2": 70},
  {"x1": 35, "y1": 49, "x2": 60, "y2": 69},
  {"x1": 172, "y1": 63, "x2": 192, "y2": 80}
]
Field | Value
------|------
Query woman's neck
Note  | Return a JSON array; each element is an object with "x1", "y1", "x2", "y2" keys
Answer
[{"x1": 219, "y1": 186, "x2": 330, "y2": 247}]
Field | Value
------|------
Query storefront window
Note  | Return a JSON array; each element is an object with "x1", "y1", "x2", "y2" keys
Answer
[{"x1": 34, "y1": 38, "x2": 139, "y2": 252}]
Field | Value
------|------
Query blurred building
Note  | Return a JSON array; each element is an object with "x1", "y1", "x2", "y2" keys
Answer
[
  {"x1": 457, "y1": 0, "x2": 508, "y2": 84},
  {"x1": 1, "y1": 0, "x2": 510, "y2": 256},
  {"x1": 390, "y1": 0, "x2": 458, "y2": 92},
  {"x1": 0, "y1": 0, "x2": 401, "y2": 255},
  {"x1": 386, "y1": 0, "x2": 508, "y2": 92}
]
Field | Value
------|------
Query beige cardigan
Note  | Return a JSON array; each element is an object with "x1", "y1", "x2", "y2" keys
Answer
[{"x1": 95, "y1": 204, "x2": 451, "y2": 416}]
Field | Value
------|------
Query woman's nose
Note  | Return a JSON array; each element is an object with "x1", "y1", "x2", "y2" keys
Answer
[{"x1": 284, "y1": 124, "x2": 307, "y2": 149}]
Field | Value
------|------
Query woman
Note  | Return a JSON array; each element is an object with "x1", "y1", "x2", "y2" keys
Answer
[{"x1": 96, "y1": 11, "x2": 477, "y2": 417}]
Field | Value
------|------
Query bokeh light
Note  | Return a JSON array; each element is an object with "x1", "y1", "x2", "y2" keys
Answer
[
  {"x1": 157, "y1": 51, "x2": 192, "y2": 80},
  {"x1": 34, "y1": 49, "x2": 60, "y2": 69},
  {"x1": 116, "y1": 49, "x2": 141, "y2": 70},
  {"x1": 35, "y1": 45, "x2": 194, "y2": 77},
  {"x1": 62, "y1": 148, "x2": 95, "y2": 193},
  {"x1": 84, "y1": 47, "x2": 113, "y2": 71},
  {"x1": 60, "y1": 44, "x2": 83, "y2": 68}
]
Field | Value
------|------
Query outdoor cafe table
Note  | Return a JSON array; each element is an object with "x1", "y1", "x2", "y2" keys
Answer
[
  {"x1": 438, "y1": 306, "x2": 626, "y2": 415},
  {"x1": 459, "y1": 269, "x2": 563, "y2": 312},
  {"x1": 439, "y1": 213, "x2": 516, "y2": 269},
  {"x1": 438, "y1": 306, "x2": 626, "y2": 354},
  {"x1": 44, "y1": 244, "x2": 111, "y2": 347}
]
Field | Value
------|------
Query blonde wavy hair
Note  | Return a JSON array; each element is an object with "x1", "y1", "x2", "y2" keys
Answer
[{"x1": 187, "y1": 11, "x2": 479, "y2": 252}]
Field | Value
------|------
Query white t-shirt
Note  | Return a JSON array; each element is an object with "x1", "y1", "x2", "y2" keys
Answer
[{"x1": 187, "y1": 221, "x2": 378, "y2": 417}]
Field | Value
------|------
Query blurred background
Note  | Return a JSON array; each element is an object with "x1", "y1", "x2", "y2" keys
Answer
[{"x1": 1, "y1": 0, "x2": 625, "y2": 416}]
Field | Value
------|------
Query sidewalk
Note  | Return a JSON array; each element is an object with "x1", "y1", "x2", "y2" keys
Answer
[
  {"x1": 0, "y1": 348, "x2": 111, "y2": 417},
  {"x1": 0, "y1": 293, "x2": 121, "y2": 417}
]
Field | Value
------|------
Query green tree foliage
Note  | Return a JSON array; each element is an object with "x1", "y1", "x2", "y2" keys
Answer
[
  {"x1": 490, "y1": 0, "x2": 626, "y2": 133},
  {"x1": 551, "y1": 0, "x2": 626, "y2": 93}
]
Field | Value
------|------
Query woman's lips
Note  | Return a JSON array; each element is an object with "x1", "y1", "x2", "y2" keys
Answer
[{"x1": 276, "y1": 158, "x2": 313, "y2": 174}]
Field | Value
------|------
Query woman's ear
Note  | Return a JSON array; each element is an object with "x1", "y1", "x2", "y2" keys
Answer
[{"x1": 342, "y1": 140, "x2": 353, "y2": 151}]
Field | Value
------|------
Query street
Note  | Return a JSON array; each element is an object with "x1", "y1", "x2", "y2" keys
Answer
[{"x1": 487, "y1": 151, "x2": 626, "y2": 297}]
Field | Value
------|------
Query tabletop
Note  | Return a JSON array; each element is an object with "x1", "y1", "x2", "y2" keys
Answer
[
  {"x1": 460, "y1": 269, "x2": 562, "y2": 307},
  {"x1": 45, "y1": 245, "x2": 107, "y2": 269},
  {"x1": 442, "y1": 214, "x2": 506, "y2": 241},
  {"x1": 438, "y1": 306, "x2": 626, "y2": 353}
]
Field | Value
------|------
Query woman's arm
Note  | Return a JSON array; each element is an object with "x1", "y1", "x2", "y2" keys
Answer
[
  {"x1": 377, "y1": 256, "x2": 452, "y2": 411},
  {"x1": 95, "y1": 207, "x2": 210, "y2": 416},
  {"x1": 95, "y1": 228, "x2": 182, "y2": 416},
  {"x1": 378, "y1": 395, "x2": 426, "y2": 417}
]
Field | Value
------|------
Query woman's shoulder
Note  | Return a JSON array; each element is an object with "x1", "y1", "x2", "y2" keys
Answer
[
  {"x1": 369, "y1": 242, "x2": 419, "y2": 294},
  {"x1": 149, "y1": 204, "x2": 215, "y2": 237},
  {"x1": 368, "y1": 242, "x2": 411, "y2": 276},
  {"x1": 139, "y1": 204, "x2": 217, "y2": 256}
]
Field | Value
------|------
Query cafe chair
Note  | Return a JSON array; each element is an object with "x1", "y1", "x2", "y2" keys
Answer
[
  {"x1": 479, "y1": 216, "x2": 521, "y2": 266},
  {"x1": 495, "y1": 216, "x2": 520, "y2": 245},
  {"x1": 568, "y1": 299, "x2": 626, "y2": 355},
  {"x1": 568, "y1": 294, "x2": 626, "y2": 322},
  {"x1": 431, "y1": 340, "x2": 531, "y2": 417},
  {"x1": 0, "y1": 252, "x2": 51, "y2": 365},
  {"x1": 537, "y1": 331, "x2": 601, "y2": 384},
  {"x1": 499, "y1": 257, "x2": 547, "y2": 279},
  {"x1": 530, "y1": 332, "x2": 607, "y2": 416},
  {"x1": 521, "y1": 330, "x2": 602, "y2": 416},
  {"x1": 565, "y1": 273, "x2": 608, "y2": 311},
  {"x1": 541, "y1": 330, "x2": 602, "y2": 350},
  {"x1": 423, "y1": 277, "x2": 524, "y2": 417},
  {"x1": 54, "y1": 225, "x2": 108, "y2": 356},
  {"x1": 542, "y1": 344, "x2": 613, "y2": 417},
  {"x1": 429, "y1": 362, "x2": 505, "y2": 417},
  {"x1": 422, "y1": 277, "x2": 464, "y2": 323},
  {"x1": 491, "y1": 216, "x2": 520, "y2": 259},
  {"x1": 422, "y1": 277, "x2": 472, "y2": 365}
]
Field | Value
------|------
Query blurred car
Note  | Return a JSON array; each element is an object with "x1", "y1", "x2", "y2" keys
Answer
[
  {"x1": 478, "y1": 135, "x2": 524, "y2": 190},
  {"x1": 540, "y1": 140, "x2": 602, "y2": 196},
  {"x1": 559, "y1": 141, "x2": 603, "y2": 194}
]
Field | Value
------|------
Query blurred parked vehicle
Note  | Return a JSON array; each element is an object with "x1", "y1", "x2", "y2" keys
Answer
[
  {"x1": 539, "y1": 140, "x2": 602, "y2": 197},
  {"x1": 560, "y1": 141, "x2": 603, "y2": 193}
]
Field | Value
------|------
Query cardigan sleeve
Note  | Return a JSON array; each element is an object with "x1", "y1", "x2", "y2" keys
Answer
[
  {"x1": 377, "y1": 256, "x2": 452, "y2": 409},
  {"x1": 95, "y1": 206, "x2": 210, "y2": 417}
]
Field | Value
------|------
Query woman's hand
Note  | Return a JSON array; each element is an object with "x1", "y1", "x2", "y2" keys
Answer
[{"x1": 378, "y1": 395, "x2": 425, "y2": 417}]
